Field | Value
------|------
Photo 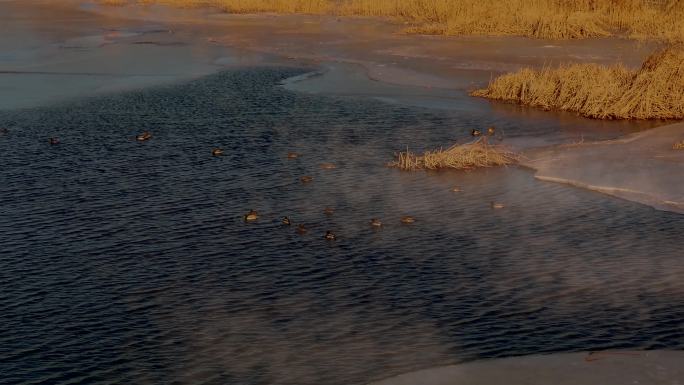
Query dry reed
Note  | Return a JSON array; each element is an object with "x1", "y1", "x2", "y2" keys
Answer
[
  {"x1": 100, "y1": 0, "x2": 684, "y2": 43},
  {"x1": 471, "y1": 45, "x2": 684, "y2": 120},
  {"x1": 389, "y1": 138, "x2": 519, "y2": 171}
]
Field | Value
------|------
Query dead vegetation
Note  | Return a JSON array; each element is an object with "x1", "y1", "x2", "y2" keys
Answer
[
  {"x1": 101, "y1": 0, "x2": 684, "y2": 43},
  {"x1": 674, "y1": 140, "x2": 684, "y2": 149},
  {"x1": 471, "y1": 45, "x2": 684, "y2": 120},
  {"x1": 389, "y1": 138, "x2": 519, "y2": 171}
]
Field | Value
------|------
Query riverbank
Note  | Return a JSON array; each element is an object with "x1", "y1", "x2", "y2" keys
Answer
[{"x1": 1, "y1": 0, "x2": 682, "y2": 216}]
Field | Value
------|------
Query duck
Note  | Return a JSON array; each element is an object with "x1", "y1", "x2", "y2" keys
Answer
[
  {"x1": 490, "y1": 202, "x2": 505, "y2": 209},
  {"x1": 296, "y1": 224, "x2": 308, "y2": 235},
  {"x1": 324, "y1": 207, "x2": 335, "y2": 216},
  {"x1": 136, "y1": 131, "x2": 152, "y2": 141},
  {"x1": 49, "y1": 137, "x2": 60, "y2": 145},
  {"x1": 320, "y1": 163, "x2": 336, "y2": 170},
  {"x1": 452, "y1": 186, "x2": 462, "y2": 192},
  {"x1": 282, "y1": 216, "x2": 291, "y2": 225},
  {"x1": 287, "y1": 152, "x2": 300, "y2": 159},
  {"x1": 324, "y1": 230, "x2": 337, "y2": 240},
  {"x1": 300, "y1": 175, "x2": 313, "y2": 183},
  {"x1": 400, "y1": 215, "x2": 415, "y2": 224},
  {"x1": 487, "y1": 126, "x2": 496, "y2": 136},
  {"x1": 370, "y1": 218, "x2": 383, "y2": 227},
  {"x1": 471, "y1": 129, "x2": 481, "y2": 137},
  {"x1": 243, "y1": 209, "x2": 259, "y2": 221},
  {"x1": 212, "y1": 148, "x2": 224, "y2": 156},
  {"x1": 0, "y1": 127, "x2": 8, "y2": 135}
]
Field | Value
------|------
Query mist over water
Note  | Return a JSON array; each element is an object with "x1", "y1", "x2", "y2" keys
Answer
[{"x1": 1, "y1": 68, "x2": 683, "y2": 385}]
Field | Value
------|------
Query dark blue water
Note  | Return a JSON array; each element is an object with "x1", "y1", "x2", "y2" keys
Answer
[{"x1": 1, "y1": 68, "x2": 683, "y2": 385}]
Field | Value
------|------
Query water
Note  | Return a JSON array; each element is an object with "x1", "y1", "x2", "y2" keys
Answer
[{"x1": 1, "y1": 68, "x2": 683, "y2": 385}]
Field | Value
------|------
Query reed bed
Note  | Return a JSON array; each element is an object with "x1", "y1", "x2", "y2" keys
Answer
[
  {"x1": 389, "y1": 138, "x2": 519, "y2": 171},
  {"x1": 472, "y1": 45, "x2": 684, "y2": 120},
  {"x1": 101, "y1": 0, "x2": 684, "y2": 42}
]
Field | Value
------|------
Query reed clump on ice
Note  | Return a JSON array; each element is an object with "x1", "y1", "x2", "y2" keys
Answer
[
  {"x1": 471, "y1": 45, "x2": 684, "y2": 120},
  {"x1": 102, "y1": 0, "x2": 684, "y2": 43},
  {"x1": 389, "y1": 138, "x2": 519, "y2": 171}
]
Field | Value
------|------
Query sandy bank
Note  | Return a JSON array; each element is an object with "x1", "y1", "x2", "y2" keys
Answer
[
  {"x1": 369, "y1": 350, "x2": 684, "y2": 385},
  {"x1": 522, "y1": 121, "x2": 684, "y2": 214}
]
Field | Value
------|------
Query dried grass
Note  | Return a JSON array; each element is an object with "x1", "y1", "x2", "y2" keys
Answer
[
  {"x1": 471, "y1": 45, "x2": 684, "y2": 120},
  {"x1": 389, "y1": 138, "x2": 519, "y2": 171},
  {"x1": 101, "y1": 0, "x2": 684, "y2": 43}
]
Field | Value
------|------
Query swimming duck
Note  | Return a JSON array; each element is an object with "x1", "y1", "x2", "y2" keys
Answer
[
  {"x1": 320, "y1": 163, "x2": 337, "y2": 170},
  {"x1": 136, "y1": 131, "x2": 152, "y2": 141},
  {"x1": 452, "y1": 186, "x2": 462, "y2": 192},
  {"x1": 490, "y1": 202, "x2": 505, "y2": 209},
  {"x1": 282, "y1": 216, "x2": 291, "y2": 225},
  {"x1": 287, "y1": 152, "x2": 300, "y2": 159},
  {"x1": 471, "y1": 129, "x2": 481, "y2": 137},
  {"x1": 243, "y1": 209, "x2": 259, "y2": 221},
  {"x1": 487, "y1": 126, "x2": 496, "y2": 136},
  {"x1": 324, "y1": 207, "x2": 335, "y2": 216},
  {"x1": 324, "y1": 230, "x2": 337, "y2": 240},
  {"x1": 300, "y1": 175, "x2": 313, "y2": 183},
  {"x1": 49, "y1": 137, "x2": 60, "y2": 145},
  {"x1": 400, "y1": 216, "x2": 415, "y2": 224},
  {"x1": 370, "y1": 218, "x2": 383, "y2": 227},
  {"x1": 212, "y1": 148, "x2": 224, "y2": 156},
  {"x1": 296, "y1": 224, "x2": 308, "y2": 235}
]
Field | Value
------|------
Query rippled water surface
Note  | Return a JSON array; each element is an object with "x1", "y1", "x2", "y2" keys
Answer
[{"x1": 1, "y1": 68, "x2": 683, "y2": 385}]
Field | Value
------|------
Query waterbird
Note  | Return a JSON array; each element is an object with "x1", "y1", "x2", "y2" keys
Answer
[
  {"x1": 296, "y1": 224, "x2": 308, "y2": 235},
  {"x1": 487, "y1": 126, "x2": 496, "y2": 136},
  {"x1": 136, "y1": 131, "x2": 152, "y2": 141},
  {"x1": 490, "y1": 202, "x2": 505, "y2": 209},
  {"x1": 324, "y1": 207, "x2": 335, "y2": 216},
  {"x1": 212, "y1": 148, "x2": 224, "y2": 156},
  {"x1": 370, "y1": 218, "x2": 383, "y2": 227},
  {"x1": 287, "y1": 152, "x2": 300, "y2": 159},
  {"x1": 452, "y1": 186, "x2": 462, "y2": 192},
  {"x1": 400, "y1": 216, "x2": 415, "y2": 224},
  {"x1": 320, "y1": 163, "x2": 336, "y2": 169},
  {"x1": 244, "y1": 209, "x2": 259, "y2": 221},
  {"x1": 49, "y1": 137, "x2": 60, "y2": 145},
  {"x1": 300, "y1": 175, "x2": 313, "y2": 183},
  {"x1": 324, "y1": 230, "x2": 336, "y2": 240},
  {"x1": 471, "y1": 129, "x2": 481, "y2": 137},
  {"x1": 0, "y1": 127, "x2": 8, "y2": 135},
  {"x1": 282, "y1": 216, "x2": 291, "y2": 225}
]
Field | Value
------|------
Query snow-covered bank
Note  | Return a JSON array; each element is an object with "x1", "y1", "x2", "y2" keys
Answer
[{"x1": 523, "y1": 122, "x2": 684, "y2": 214}]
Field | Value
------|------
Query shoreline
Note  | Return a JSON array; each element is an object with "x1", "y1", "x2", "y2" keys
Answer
[
  {"x1": 1, "y1": 0, "x2": 682, "y2": 214},
  {"x1": 368, "y1": 350, "x2": 684, "y2": 385}
]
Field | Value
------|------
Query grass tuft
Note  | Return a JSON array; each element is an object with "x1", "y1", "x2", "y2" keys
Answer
[
  {"x1": 389, "y1": 138, "x2": 519, "y2": 171},
  {"x1": 471, "y1": 45, "x2": 684, "y2": 120}
]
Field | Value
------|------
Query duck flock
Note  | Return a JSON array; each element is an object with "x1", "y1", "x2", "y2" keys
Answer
[
  {"x1": 22, "y1": 126, "x2": 506, "y2": 242},
  {"x1": 239, "y1": 126, "x2": 505, "y2": 241}
]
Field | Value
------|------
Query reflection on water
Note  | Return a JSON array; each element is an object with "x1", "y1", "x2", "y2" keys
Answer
[{"x1": 1, "y1": 68, "x2": 683, "y2": 385}]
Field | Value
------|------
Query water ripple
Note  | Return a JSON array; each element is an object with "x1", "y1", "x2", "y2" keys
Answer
[{"x1": 1, "y1": 68, "x2": 683, "y2": 385}]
